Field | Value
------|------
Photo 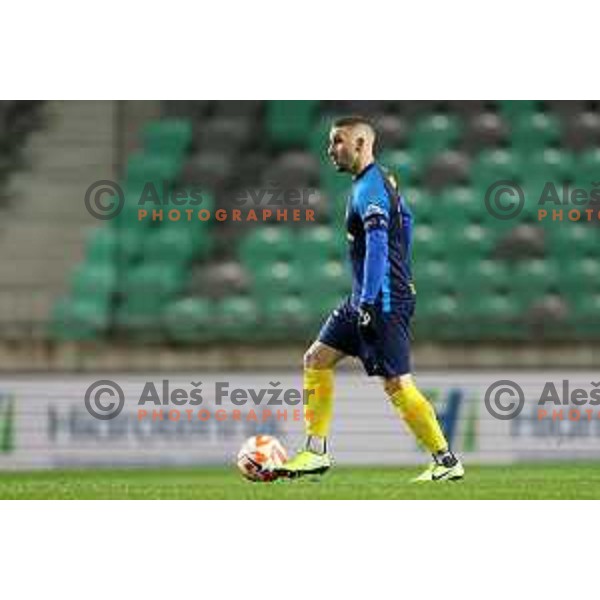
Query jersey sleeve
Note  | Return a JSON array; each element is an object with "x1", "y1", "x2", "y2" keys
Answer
[
  {"x1": 361, "y1": 228, "x2": 388, "y2": 305},
  {"x1": 354, "y1": 174, "x2": 390, "y2": 305},
  {"x1": 354, "y1": 176, "x2": 390, "y2": 231}
]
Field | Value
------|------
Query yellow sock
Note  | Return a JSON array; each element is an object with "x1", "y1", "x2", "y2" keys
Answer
[
  {"x1": 390, "y1": 383, "x2": 448, "y2": 454},
  {"x1": 303, "y1": 368, "x2": 334, "y2": 438}
]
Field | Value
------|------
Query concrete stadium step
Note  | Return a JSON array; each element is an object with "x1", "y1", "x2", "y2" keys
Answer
[
  {"x1": 0, "y1": 100, "x2": 115, "y2": 329},
  {"x1": 9, "y1": 201, "x2": 98, "y2": 223},
  {"x1": 0, "y1": 289, "x2": 64, "y2": 329},
  {"x1": 0, "y1": 259, "x2": 81, "y2": 286},
  {"x1": 31, "y1": 148, "x2": 113, "y2": 170},
  {"x1": 0, "y1": 222, "x2": 91, "y2": 243}
]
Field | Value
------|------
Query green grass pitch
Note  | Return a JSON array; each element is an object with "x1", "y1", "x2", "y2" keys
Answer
[{"x1": 1, "y1": 463, "x2": 600, "y2": 499}]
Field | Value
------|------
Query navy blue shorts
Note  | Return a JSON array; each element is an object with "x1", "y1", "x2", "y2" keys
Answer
[{"x1": 317, "y1": 298, "x2": 416, "y2": 378}]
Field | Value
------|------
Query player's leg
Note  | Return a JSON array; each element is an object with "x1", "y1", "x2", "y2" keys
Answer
[
  {"x1": 383, "y1": 374, "x2": 464, "y2": 481},
  {"x1": 273, "y1": 341, "x2": 345, "y2": 478},
  {"x1": 274, "y1": 302, "x2": 359, "y2": 479},
  {"x1": 361, "y1": 298, "x2": 464, "y2": 481},
  {"x1": 302, "y1": 340, "x2": 345, "y2": 454}
]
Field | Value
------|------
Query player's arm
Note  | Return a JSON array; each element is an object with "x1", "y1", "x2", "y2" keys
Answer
[
  {"x1": 361, "y1": 210, "x2": 388, "y2": 304},
  {"x1": 356, "y1": 185, "x2": 390, "y2": 339}
]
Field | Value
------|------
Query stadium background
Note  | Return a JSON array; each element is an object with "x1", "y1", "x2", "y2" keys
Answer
[{"x1": 0, "y1": 100, "x2": 599, "y2": 496}]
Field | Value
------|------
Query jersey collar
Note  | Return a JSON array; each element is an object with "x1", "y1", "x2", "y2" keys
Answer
[{"x1": 353, "y1": 161, "x2": 377, "y2": 182}]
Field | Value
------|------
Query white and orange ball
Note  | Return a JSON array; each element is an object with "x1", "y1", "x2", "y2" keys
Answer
[{"x1": 236, "y1": 435, "x2": 288, "y2": 481}]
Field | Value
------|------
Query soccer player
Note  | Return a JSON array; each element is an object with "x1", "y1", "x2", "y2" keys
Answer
[{"x1": 274, "y1": 116, "x2": 464, "y2": 482}]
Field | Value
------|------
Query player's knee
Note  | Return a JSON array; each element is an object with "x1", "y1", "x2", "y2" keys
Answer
[
  {"x1": 303, "y1": 349, "x2": 315, "y2": 369},
  {"x1": 303, "y1": 343, "x2": 336, "y2": 370},
  {"x1": 383, "y1": 374, "x2": 414, "y2": 397},
  {"x1": 303, "y1": 347, "x2": 326, "y2": 369}
]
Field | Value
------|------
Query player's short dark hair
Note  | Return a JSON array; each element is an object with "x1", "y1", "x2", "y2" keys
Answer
[
  {"x1": 332, "y1": 115, "x2": 378, "y2": 153},
  {"x1": 332, "y1": 115, "x2": 376, "y2": 132}
]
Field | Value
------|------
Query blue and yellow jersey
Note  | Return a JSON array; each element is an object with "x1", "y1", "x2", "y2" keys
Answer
[{"x1": 345, "y1": 162, "x2": 414, "y2": 312}]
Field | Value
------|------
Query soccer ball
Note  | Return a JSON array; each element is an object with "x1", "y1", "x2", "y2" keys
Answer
[{"x1": 237, "y1": 435, "x2": 288, "y2": 482}]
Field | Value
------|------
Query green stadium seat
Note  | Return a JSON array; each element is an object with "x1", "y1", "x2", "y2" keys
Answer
[
  {"x1": 115, "y1": 301, "x2": 166, "y2": 341},
  {"x1": 414, "y1": 293, "x2": 464, "y2": 339},
  {"x1": 307, "y1": 260, "x2": 350, "y2": 296},
  {"x1": 51, "y1": 296, "x2": 110, "y2": 340},
  {"x1": 413, "y1": 220, "x2": 499, "y2": 264},
  {"x1": 189, "y1": 225, "x2": 213, "y2": 258},
  {"x1": 497, "y1": 100, "x2": 541, "y2": 117},
  {"x1": 108, "y1": 190, "x2": 152, "y2": 229},
  {"x1": 381, "y1": 149, "x2": 426, "y2": 187},
  {"x1": 522, "y1": 148, "x2": 575, "y2": 188},
  {"x1": 164, "y1": 297, "x2": 215, "y2": 342},
  {"x1": 503, "y1": 289, "x2": 535, "y2": 312},
  {"x1": 71, "y1": 263, "x2": 117, "y2": 297},
  {"x1": 413, "y1": 258, "x2": 460, "y2": 295},
  {"x1": 262, "y1": 295, "x2": 311, "y2": 332},
  {"x1": 449, "y1": 224, "x2": 497, "y2": 259},
  {"x1": 104, "y1": 225, "x2": 147, "y2": 263},
  {"x1": 566, "y1": 292, "x2": 600, "y2": 316},
  {"x1": 250, "y1": 261, "x2": 303, "y2": 300},
  {"x1": 462, "y1": 259, "x2": 512, "y2": 295},
  {"x1": 304, "y1": 292, "x2": 345, "y2": 320},
  {"x1": 442, "y1": 187, "x2": 513, "y2": 235},
  {"x1": 563, "y1": 293, "x2": 600, "y2": 337},
  {"x1": 125, "y1": 152, "x2": 182, "y2": 188},
  {"x1": 320, "y1": 166, "x2": 352, "y2": 204},
  {"x1": 511, "y1": 259, "x2": 561, "y2": 303},
  {"x1": 296, "y1": 226, "x2": 345, "y2": 263},
  {"x1": 268, "y1": 101, "x2": 319, "y2": 147},
  {"x1": 405, "y1": 188, "x2": 435, "y2": 224},
  {"x1": 120, "y1": 293, "x2": 164, "y2": 317},
  {"x1": 458, "y1": 292, "x2": 521, "y2": 339},
  {"x1": 239, "y1": 227, "x2": 295, "y2": 268},
  {"x1": 431, "y1": 198, "x2": 471, "y2": 228},
  {"x1": 152, "y1": 193, "x2": 215, "y2": 239},
  {"x1": 143, "y1": 227, "x2": 210, "y2": 263},
  {"x1": 511, "y1": 112, "x2": 561, "y2": 151},
  {"x1": 558, "y1": 258, "x2": 600, "y2": 295},
  {"x1": 478, "y1": 293, "x2": 520, "y2": 318},
  {"x1": 85, "y1": 227, "x2": 118, "y2": 264},
  {"x1": 309, "y1": 119, "x2": 334, "y2": 162},
  {"x1": 549, "y1": 224, "x2": 597, "y2": 258},
  {"x1": 142, "y1": 119, "x2": 193, "y2": 157},
  {"x1": 572, "y1": 148, "x2": 600, "y2": 185},
  {"x1": 155, "y1": 189, "x2": 215, "y2": 219},
  {"x1": 471, "y1": 149, "x2": 523, "y2": 189},
  {"x1": 412, "y1": 224, "x2": 446, "y2": 260},
  {"x1": 409, "y1": 114, "x2": 461, "y2": 157},
  {"x1": 416, "y1": 292, "x2": 459, "y2": 318},
  {"x1": 124, "y1": 263, "x2": 186, "y2": 298},
  {"x1": 439, "y1": 186, "x2": 480, "y2": 224},
  {"x1": 150, "y1": 221, "x2": 215, "y2": 262},
  {"x1": 217, "y1": 296, "x2": 260, "y2": 339}
]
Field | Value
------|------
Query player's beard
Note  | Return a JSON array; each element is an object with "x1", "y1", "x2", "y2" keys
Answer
[{"x1": 332, "y1": 151, "x2": 356, "y2": 173}]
